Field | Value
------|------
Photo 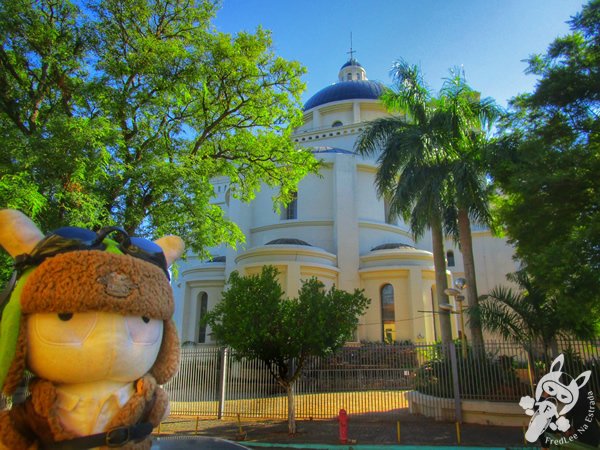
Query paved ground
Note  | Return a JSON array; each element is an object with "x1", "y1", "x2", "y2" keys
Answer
[{"x1": 155, "y1": 410, "x2": 532, "y2": 448}]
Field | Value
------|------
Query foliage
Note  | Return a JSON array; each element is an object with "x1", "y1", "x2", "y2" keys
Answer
[
  {"x1": 310, "y1": 342, "x2": 419, "y2": 369},
  {"x1": 0, "y1": 0, "x2": 318, "y2": 273},
  {"x1": 560, "y1": 347, "x2": 600, "y2": 396},
  {"x1": 415, "y1": 352, "x2": 529, "y2": 401},
  {"x1": 490, "y1": 0, "x2": 600, "y2": 331},
  {"x1": 356, "y1": 60, "x2": 500, "y2": 346},
  {"x1": 472, "y1": 271, "x2": 596, "y2": 355},
  {"x1": 356, "y1": 61, "x2": 454, "y2": 344},
  {"x1": 204, "y1": 265, "x2": 370, "y2": 434},
  {"x1": 301, "y1": 343, "x2": 419, "y2": 392}
]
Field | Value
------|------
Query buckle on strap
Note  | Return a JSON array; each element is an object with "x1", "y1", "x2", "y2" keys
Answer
[
  {"x1": 106, "y1": 426, "x2": 130, "y2": 447},
  {"x1": 43, "y1": 422, "x2": 152, "y2": 450}
]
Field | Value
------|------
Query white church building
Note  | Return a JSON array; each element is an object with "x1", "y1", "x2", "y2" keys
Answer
[{"x1": 171, "y1": 58, "x2": 518, "y2": 345}]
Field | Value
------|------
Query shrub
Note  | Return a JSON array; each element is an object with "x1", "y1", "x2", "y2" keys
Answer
[{"x1": 415, "y1": 353, "x2": 530, "y2": 401}]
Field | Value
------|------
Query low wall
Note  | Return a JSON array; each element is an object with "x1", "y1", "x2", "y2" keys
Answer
[{"x1": 406, "y1": 391, "x2": 529, "y2": 427}]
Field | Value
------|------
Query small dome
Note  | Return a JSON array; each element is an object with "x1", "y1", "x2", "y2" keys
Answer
[
  {"x1": 340, "y1": 58, "x2": 362, "y2": 70},
  {"x1": 266, "y1": 238, "x2": 312, "y2": 246},
  {"x1": 371, "y1": 242, "x2": 415, "y2": 251},
  {"x1": 304, "y1": 80, "x2": 384, "y2": 111}
]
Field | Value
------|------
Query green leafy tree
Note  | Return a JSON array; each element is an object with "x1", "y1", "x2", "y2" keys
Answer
[
  {"x1": 0, "y1": 0, "x2": 318, "y2": 271},
  {"x1": 204, "y1": 266, "x2": 370, "y2": 435},
  {"x1": 490, "y1": 0, "x2": 600, "y2": 329}
]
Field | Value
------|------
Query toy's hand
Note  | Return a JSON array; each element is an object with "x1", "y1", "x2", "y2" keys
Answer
[
  {"x1": 0, "y1": 409, "x2": 38, "y2": 450},
  {"x1": 556, "y1": 416, "x2": 570, "y2": 432},
  {"x1": 519, "y1": 396, "x2": 535, "y2": 410},
  {"x1": 136, "y1": 374, "x2": 158, "y2": 403},
  {"x1": 136, "y1": 378, "x2": 145, "y2": 395}
]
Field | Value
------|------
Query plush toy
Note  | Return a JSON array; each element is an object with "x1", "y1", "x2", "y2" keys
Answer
[{"x1": 0, "y1": 209, "x2": 184, "y2": 449}]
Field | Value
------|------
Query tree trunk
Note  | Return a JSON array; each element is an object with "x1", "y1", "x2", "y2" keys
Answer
[
  {"x1": 457, "y1": 208, "x2": 485, "y2": 353},
  {"x1": 286, "y1": 382, "x2": 296, "y2": 435},
  {"x1": 431, "y1": 217, "x2": 453, "y2": 345}
]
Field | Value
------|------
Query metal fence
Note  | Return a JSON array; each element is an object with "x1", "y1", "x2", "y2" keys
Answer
[
  {"x1": 164, "y1": 339, "x2": 600, "y2": 421},
  {"x1": 3, "y1": 339, "x2": 597, "y2": 422}
]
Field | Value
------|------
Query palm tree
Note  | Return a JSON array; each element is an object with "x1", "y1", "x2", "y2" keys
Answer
[
  {"x1": 357, "y1": 61, "x2": 500, "y2": 348},
  {"x1": 438, "y1": 70, "x2": 501, "y2": 351},
  {"x1": 471, "y1": 270, "x2": 596, "y2": 360},
  {"x1": 356, "y1": 61, "x2": 454, "y2": 344}
]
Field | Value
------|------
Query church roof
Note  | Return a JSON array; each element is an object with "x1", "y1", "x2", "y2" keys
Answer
[{"x1": 303, "y1": 80, "x2": 384, "y2": 111}]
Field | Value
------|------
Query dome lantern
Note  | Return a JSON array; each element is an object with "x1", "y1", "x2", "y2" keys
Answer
[{"x1": 338, "y1": 58, "x2": 367, "y2": 82}]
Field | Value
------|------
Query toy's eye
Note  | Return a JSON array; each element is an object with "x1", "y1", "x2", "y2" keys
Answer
[
  {"x1": 547, "y1": 386, "x2": 556, "y2": 394},
  {"x1": 126, "y1": 316, "x2": 162, "y2": 345},
  {"x1": 559, "y1": 394, "x2": 569, "y2": 402},
  {"x1": 29, "y1": 312, "x2": 97, "y2": 345}
]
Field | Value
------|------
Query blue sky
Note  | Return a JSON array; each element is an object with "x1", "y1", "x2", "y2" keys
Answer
[{"x1": 213, "y1": 0, "x2": 587, "y2": 109}]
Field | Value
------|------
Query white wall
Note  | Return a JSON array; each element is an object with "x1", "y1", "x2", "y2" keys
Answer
[
  {"x1": 356, "y1": 168, "x2": 383, "y2": 221},
  {"x1": 298, "y1": 170, "x2": 333, "y2": 221}
]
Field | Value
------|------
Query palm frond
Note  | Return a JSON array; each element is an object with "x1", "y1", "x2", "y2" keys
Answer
[
  {"x1": 471, "y1": 294, "x2": 530, "y2": 343},
  {"x1": 355, "y1": 116, "x2": 404, "y2": 157}
]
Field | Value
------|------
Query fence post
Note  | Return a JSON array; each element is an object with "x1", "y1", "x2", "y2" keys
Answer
[
  {"x1": 449, "y1": 342, "x2": 462, "y2": 423},
  {"x1": 217, "y1": 347, "x2": 229, "y2": 420}
]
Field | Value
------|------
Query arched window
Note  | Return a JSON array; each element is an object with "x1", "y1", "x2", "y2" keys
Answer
[
  {"x1": 446, "y1": 250, "x2": 455, "y2": 267},
  {"x1": 281, "y1": 191, "x2": 297, "y2": 220},
  {"x1": 381, "y1": 284, "x2": 396, "y2": 342},
  {"x1": 332, "y1": 120, "x2": 343, "y2": 128},
  {"x1": 383, "y1": 198, "x2": 396, "y2": 225},
  {"x1": 197, "y1": 292, "x2": 208, "y2": 343}
]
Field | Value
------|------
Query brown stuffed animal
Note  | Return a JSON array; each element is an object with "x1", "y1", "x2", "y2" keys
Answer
[{"x1": 0, "y1": 209, "x2": 184, "y2": 449}]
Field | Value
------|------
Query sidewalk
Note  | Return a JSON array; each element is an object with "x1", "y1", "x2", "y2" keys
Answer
[{"x1": 155, "y1": 410, "x2": 532, "y2": 448}]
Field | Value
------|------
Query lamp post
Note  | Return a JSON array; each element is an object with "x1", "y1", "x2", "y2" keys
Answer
[
  {"x1": 453, "y1": 278, "x2": 467, "y2": 358},
  {"x1": 444, "y1": 277, "x2": 468, "y2": 358}
]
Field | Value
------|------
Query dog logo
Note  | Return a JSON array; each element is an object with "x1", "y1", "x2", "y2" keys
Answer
[{"x1": 520, "y1": 354, "x2": 592, "y2": 443}]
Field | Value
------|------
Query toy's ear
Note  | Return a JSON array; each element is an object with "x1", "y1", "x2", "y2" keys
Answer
[
  {"x1": 575, "y1": 370, "x2": 592, "y2": 389},
  {"x1": 151, "y1": 319, "x2": 180, "y2": 384},
  {"x1": 550, "y1": 354, "x2": 564, "y2": 373},
  {"x1": 0, "y1": 209, "x2": 44, "y2": 258},
  {"x1": 154, "y1": 235, "x2": 185, "y2": 267}
]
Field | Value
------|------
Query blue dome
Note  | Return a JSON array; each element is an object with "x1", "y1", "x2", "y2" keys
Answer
[{"x1": 304, "y1": 80, "x2": 384, "y2": 111}]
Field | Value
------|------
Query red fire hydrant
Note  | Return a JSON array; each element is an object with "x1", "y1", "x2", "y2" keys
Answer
[{"x1": 338, "y1": 408, "x2": 348, "y2": 444}]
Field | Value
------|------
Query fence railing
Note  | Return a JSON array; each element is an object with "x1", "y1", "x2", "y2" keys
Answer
[
  {"x1": 164, "y1": 339, "x2": 600, "y2": 421},
  {"x1": 3, "y1": 339, "x2": 597, "y2": 422}
]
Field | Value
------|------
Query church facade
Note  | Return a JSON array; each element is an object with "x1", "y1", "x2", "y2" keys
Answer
[{"x1": 171, "y1": 58, "x2": 517, "y2": 345}]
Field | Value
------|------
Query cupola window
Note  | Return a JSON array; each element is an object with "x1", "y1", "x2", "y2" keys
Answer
[
  {"x1": 384, "y1": 197, "x2": 397, "y2": 225},
  {"x1": 197, "y1": 292, "x2": 208, "y2": 343},
  {"x1": 332, "y1": 121, "x2": 343, "y2": 128},
  {"x1": 381, "y1": 284, "x2": 396, "y2": 342},
  {"x1": 447, "y1": 250, "x2": 455, "y2": 267},
  {"x1": 281, "y1": 191, "x2": 298, "y2": 220}
]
